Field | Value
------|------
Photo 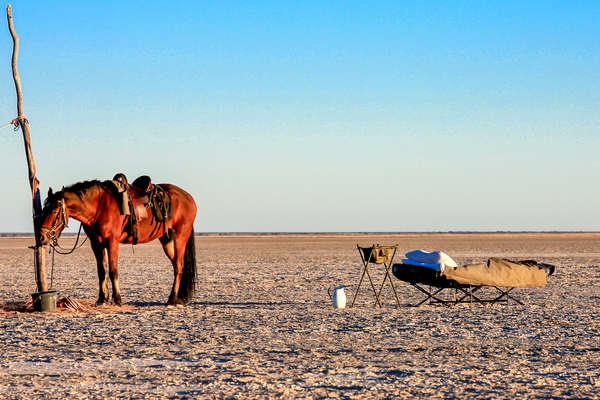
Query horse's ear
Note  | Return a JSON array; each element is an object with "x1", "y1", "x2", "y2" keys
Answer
[{"x1": 47, "y1": 187, "x2": 53, "y2": 197}]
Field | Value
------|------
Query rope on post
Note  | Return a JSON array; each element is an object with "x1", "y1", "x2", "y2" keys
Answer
[{"x1": 0, "y1": 114, "x2": 28, "y2": 130}]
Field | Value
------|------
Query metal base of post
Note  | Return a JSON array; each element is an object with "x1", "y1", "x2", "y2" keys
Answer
[{"x1": 31, "y1": 290, "x2": 57, "y2": 312}]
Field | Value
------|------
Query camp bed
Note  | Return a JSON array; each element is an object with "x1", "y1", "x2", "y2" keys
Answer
[{"x1": 392, "y1": 258, "x2": 555, "y2": 307}]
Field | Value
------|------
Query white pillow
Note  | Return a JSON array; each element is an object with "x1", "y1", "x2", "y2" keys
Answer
[{"x1": 405, "y1": 250, "x2": 458, "y2": 268}]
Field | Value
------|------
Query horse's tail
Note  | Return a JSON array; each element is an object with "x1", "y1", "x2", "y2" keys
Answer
[{"x1": 179, "y1": 228, "x2": 197, "y2": 303}]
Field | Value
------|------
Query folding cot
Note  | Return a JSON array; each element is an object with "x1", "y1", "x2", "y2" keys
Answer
[{"x1": 392, "y1": 258, "x2": 555, "y2": 307}]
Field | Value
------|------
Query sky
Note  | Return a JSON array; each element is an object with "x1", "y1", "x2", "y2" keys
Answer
[{"x1": 0, "y1": 1, "x2": 598, "y2": 232}]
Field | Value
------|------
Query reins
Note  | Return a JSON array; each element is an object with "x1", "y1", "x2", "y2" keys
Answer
[{"x1": 50, "y1": 222, "x2": 88, "y2": 255}]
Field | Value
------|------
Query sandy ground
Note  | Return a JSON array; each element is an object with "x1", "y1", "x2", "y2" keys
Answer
[{"x1": 0, "y1": 233, "x2": 599, "y2": 399}]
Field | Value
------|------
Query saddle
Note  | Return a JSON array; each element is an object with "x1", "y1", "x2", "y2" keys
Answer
[
  {"x1": 130, "y1": 175, "x2": 153, "y2": 194},
  {"x1": 109, "y1": 173, "x2": 173, "y2": 244}
]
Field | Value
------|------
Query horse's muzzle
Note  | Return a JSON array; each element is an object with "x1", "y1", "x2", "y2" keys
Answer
[{"x1": 38, "y1": 232, "x2": 50, "y2": 246}]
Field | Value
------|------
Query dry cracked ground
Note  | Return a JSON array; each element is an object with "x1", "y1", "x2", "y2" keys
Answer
[{"x1": 1, "y1": 233, "x2": 599, "y2": 399}]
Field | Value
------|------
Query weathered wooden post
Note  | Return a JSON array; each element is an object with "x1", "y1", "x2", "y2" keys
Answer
[{"x1": 6, "y1": 4, "x2": 48, "y2": 293}]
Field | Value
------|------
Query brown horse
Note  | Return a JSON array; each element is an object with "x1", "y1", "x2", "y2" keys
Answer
[{"x1": 38, "y1": 178, "x2": 197, "y2": 306}]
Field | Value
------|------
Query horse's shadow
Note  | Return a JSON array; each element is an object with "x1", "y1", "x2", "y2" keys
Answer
[
  {"x1": 198, "y1": 300, "x2": 300, "y2": 307},
  {"x1": 127, "y1": 300, "x2": 308, "y2": 309},
  {"x1": 128, "y1": 301, "x2": 165, "y2": 307}
]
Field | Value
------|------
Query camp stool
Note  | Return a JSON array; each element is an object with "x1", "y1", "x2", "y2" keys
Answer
[{"x1": 351, "y1": 244, "x2": 400, "y2": 308}]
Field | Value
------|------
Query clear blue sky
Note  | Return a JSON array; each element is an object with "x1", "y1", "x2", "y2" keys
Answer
[{"x1": 1, "y1": 1, "x2": 598, "y2": 232}]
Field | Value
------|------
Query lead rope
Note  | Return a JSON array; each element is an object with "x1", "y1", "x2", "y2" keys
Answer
[
  {"x1": 48, "y1": 222, "x2": 87, "y2": 292},
  {"x1": 50, "y1": 245, "x2": 55, "y2": 289}
]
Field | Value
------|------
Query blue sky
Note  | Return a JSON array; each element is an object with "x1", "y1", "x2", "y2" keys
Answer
[{"x1": 1, "y1": 1, "x2": 598, "y2": 232}]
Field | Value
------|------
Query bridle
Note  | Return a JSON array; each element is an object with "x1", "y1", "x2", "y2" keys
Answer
[
  {"x1": 38, "y1": 197, "x2": 90, "y2": 289},
  {"x1": 39, "y1": 198, "x2": 69, "y2": 247}
]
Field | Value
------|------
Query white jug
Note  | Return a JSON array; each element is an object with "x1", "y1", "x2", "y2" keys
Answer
[{"x1": 329, "y1": 285, "x2": 347, "y2": 309}]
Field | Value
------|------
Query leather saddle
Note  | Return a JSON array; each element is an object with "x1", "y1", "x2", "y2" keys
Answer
[
  {"x1": 110, "y1": 173, "x2": 172, "y2": 244},
  {"x1": 130, "y1": 175, "x2": 154, "y2": 194}
]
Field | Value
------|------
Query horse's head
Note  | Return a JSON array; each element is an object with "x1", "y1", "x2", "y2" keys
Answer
[{"x1": 38, "y1": 187, "x2": 69, "y2": 246}]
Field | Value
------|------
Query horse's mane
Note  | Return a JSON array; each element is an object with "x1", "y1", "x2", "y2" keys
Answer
[{"x1": 62, "y1": 179, "x2": 103, "y2": 200}]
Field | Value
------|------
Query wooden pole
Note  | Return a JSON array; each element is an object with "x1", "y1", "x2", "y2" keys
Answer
[{"x1": 6, "y1": 4, "x2": 47, "y2": 293}]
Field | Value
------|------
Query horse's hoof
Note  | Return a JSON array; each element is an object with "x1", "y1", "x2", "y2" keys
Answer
[
  {"x1": 166, "y1": 299, "x2": 185, "y2": 307},
  {"x1": 167, "y1": 297, "x2": 180, "y2": 306},
  {"x1": 95, "y1": 301, "x2": 107, "y2": 307}
]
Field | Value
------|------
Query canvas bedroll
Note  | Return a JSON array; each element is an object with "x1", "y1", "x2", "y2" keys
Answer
[{"x1": 442, "y1": 257, "x2": 548, "y2": 288}]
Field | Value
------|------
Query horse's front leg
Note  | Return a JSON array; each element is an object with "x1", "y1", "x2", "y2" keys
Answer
[
  {"x1": 90, "y1": 238, "x2": 109, "y2": 306},
  {"x1": 107, "y1": 239, "x2": 122, "y2": 306}
]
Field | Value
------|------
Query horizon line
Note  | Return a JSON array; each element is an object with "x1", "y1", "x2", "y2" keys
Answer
[{"x1": 1, "y1": 230, "x2": 599, "y2": 237}]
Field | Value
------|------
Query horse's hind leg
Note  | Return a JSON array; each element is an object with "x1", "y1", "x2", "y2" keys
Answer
[
  {"x1": 160, "y1": 231, "x2": 185, "y2": 306},
  {"x1": 90, "y1": 238, "x2": 109, "y2": 306}
]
